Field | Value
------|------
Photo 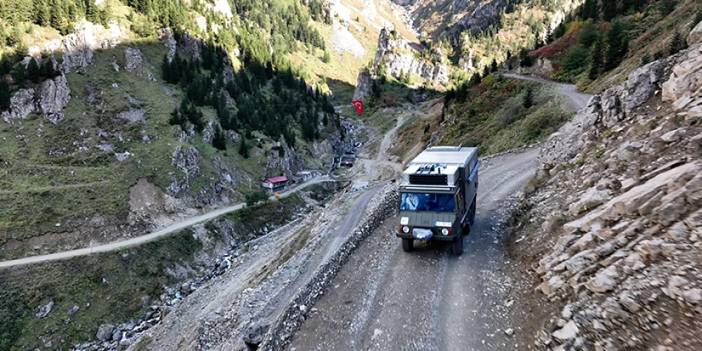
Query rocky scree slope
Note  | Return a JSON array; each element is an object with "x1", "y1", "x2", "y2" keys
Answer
[{"x1": 510, "y1": 21, "x2": 702, "y2": 350}]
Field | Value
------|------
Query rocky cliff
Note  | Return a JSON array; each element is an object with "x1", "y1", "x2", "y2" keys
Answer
[
  {"x1": 371, "y1": 27, "x2": 449, "y2": 86},
  {"x1": 512, "y1": 21, "x2": 702, "y2": 350},
  {"x1": 392, "y1": 0, "x2": 507, "y2": 39}
]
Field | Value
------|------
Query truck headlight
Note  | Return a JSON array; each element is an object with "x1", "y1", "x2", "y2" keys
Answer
[
  {"x1": 402, "y1": 226, "x2": 410, "y2": 233},
  {"x1": 441, "y1": 228, "x2": 449, "y2": 236}
]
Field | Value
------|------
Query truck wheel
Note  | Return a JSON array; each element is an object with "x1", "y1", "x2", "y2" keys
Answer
[
  {"x1": 469, "y1": 196, "x2": 477, "y2": 225},
  {"x1": 451, "y1": 235, "x2": 464, "y2": 256},
  {"x1": 402, "y1": 238, "x2": 413, "y2": 252}
]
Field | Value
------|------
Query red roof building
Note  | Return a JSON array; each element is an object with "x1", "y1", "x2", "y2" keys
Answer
[{"x1": 261, "y1": 175, "x2": 289, "y2": 192}]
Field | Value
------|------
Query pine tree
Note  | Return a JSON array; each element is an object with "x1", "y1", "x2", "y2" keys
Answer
[
  {"x1": 602, "y1": 0, "x2": 617, "y2": 21},
  {"x1": 40, "y1": 58, "x2": 57, "y2": 79},
  {"x1": 27, "y1": 58, "x2": 41, "y2": 83},
  {"x1": 212, "y1": 124, "x2": 226, "y2": 150},
  {"x1": 605, "y1": 21, "x2": 628, "y2": 70},
  {"x1": 580, "y1": 0, "x2": 598, "y2": 20},
  {"x1": 589, "y1": 37, "x2": 605, "y2": 80},
  {"x1": 522, "y1": 87, "x2": 534, "y2": 109},
  {"x1": 238, "y1": 136, "x2": 250, "y2": 158},
  {"x1": 34, "y1": 0, "x2": 51, "y2": 26},
  {"x1": 0, "y1": 80, "x2": 10, "y2": 110}
]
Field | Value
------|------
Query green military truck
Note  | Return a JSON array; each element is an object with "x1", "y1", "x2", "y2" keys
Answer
[{"x1": 396, "y1": 146, "x2": 480, "y2": 255}]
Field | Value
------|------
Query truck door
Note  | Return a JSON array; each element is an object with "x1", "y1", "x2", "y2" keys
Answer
[{"x1": 465, "y1": 157, "x2": 479, "y2": 205}]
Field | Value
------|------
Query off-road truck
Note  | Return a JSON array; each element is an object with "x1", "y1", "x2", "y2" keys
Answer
[{"x1": 396, "y1": 146, "x2": 480, "y2": 255}]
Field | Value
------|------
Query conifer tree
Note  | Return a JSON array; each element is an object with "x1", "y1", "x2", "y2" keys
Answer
[
  {"x1": 238, "y1": 136, "x2": 250, "y2": 158},
  {"x1": 212, "y1": 124, "x2": 226, "y2": 150},
  {"x1": 589, "y1": 37, "x2": 605, "y2": 80},
  {"x1": 0, "y1": 80, "x2": 10, "y2": 110},
  {"x1": 602, "y1": 0, "x2": 617, "y2": 21},
  {"x1": 522, "y1": 87, "x2": 534, "y2": 109},
  {"x1": 27, "y1": 58, "x2": 40, "y2": 83},
  {"x1": 605, "y1": 21, "x2": 628, "y2": 70}
]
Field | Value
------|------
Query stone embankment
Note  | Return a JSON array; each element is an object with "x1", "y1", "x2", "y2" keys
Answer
[
  {"x1": 259, "y1": 184, "x2": 399, "y2": 350},
  {"x1": 512, "y1": 20, "x2": 702, "y2": 350}
]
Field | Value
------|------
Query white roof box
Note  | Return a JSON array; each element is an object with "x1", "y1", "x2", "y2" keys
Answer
[{"x1": 409, "y1": 146, "x2": 477, "y2": 167}]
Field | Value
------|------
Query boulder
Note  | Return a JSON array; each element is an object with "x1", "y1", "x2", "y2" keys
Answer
[
  {"x1": 36, "y1": 75, "x2": 71, "y2": 124},
  {"x1": 116, "y1": 109, "x2": 146, "y2": 124},
  {"x1": 621, "y1": 60, "x2": 665, "y2": 113},
  {"x1": 35, "y1": 299, "x2": 54, "y2": 319},
  {"x1": 1, "y1": 88, "x2": 36, "y2": 123},
  {"x1": 96, "y1": 323, "x2": 115, "y2": 342},
  {"x1": 682, "y1": 288, "x2": 702, "y2": 304},
  {"x1": 585, "y1": 265, "x2": 619, "y2": 293},
  {"x1": 552, "y1": 320, "x2": 579, "y2": 342}
]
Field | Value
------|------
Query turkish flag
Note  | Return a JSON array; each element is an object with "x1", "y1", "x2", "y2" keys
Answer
[{"x1": 351, "y1": 100, "x2": 364, "y2": 115}]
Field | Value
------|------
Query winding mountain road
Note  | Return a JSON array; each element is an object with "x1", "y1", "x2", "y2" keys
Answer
[
  {"x1": 502, "y1": 73, "x2": 593, "y2": 111},
  {"x1": 0, "y1": 177, "x2": 331, "y2": 269},
  {"x1": 289, "y1": 148, "x2": 540, "y2": 351},
  {"x1": 287, "y1": 75, "x2": 592, "y2": 350}
]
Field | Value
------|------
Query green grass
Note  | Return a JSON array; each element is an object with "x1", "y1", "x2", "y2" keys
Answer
[
  {"x1": 0, "y1": 229, "x2": 202, "y2": 351},
  {"x1": 0, "y1": 191, "x2": 315, "y2": 351},
  {"x1": 439, "y1": 74, "x2": 572, "y2": 155},
  {"x1": 0, "y1": 41, "x2": 284, "y2": 259}
]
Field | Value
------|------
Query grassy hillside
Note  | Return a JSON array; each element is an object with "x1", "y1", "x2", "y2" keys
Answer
[
  {"x1": 0, "y1": 192, "x2": 314, "y2": 351},
  {"x1": 0, "y1": 0, "x2": 348, "y2": 259},
  {"x1": 439, "y1": 74, "x2": 573, "y2": 155}
]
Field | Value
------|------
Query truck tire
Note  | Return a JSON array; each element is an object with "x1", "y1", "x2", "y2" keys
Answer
[
  {"x1": 451, "y1": 235, "x2": 464, "y2": 256},
  {"x1": 402, "y1": 238, "x2": 413, "y2": 252}
]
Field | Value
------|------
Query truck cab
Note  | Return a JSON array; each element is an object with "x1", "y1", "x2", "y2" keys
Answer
[{"x1": 396, "y1": 146, "x2": 480, "y2": 255}]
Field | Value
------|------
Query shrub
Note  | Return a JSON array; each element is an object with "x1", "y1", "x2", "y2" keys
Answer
[
  {"x1": 495, "y1": 96, "x2": 526, "y2": 126},
  {"x1": 245, "y1": 190, "x2": 269, "y2": 206}
]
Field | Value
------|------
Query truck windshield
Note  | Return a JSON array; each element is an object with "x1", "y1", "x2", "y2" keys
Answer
[{"x1": 400, "y1": 192, "x2": 456, "y2": 213}]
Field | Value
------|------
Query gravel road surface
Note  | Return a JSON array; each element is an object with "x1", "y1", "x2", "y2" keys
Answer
[{"x1": 289, "y1": 148, "x2": 540, "y2": 351}]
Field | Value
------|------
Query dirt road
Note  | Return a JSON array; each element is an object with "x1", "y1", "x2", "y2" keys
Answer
[
  {"x1": 502, "y1": 73, "x2": 592, "y2": 110},
  {"x1": 289, "y1": 148, "x2": 540, "y2": 351},
  {"x1": 0, "y1": 177, "x2": 331, "y2": 269}
]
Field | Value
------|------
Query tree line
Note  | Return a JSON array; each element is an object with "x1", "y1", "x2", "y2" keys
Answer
[{"x1": 163, "y1": 40, "x2": 337, "y2": 156}]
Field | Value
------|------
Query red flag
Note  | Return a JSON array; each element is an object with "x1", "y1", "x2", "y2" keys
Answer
[{"x1": 351, "y1": 100, "x2": 364, "y2": 115}]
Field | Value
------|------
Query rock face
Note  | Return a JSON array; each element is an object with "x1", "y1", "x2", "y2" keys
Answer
[
  {"x1": 515, "y1": 22, "x2": 702, "y2": 350},
  {"x1": 168, "y1": 146, "x2": 201, "y2": 196},
  {"x1": 393, "y1": 0, "x2": 507, "y2": 39},
  {"x1": 1, "y1": 74, "x2": 71, "y2": 124},
  {"x1": 352, "y1": 70, "x2": 373, "y2": 101},
  {"x1": 59, "y1": 22, "x2": 127, "y2": 73},
  {"x1": 1, "y1": 88, "x2": 36, "y2": 123},
  {"x1": 37, "y1": 75, "x2": 71, "y2": 124},
  {"x1": 540, "y1": 57, "x2": 666, "y2": 165},
  {"x1": 372, "y1": 27, "x2": 449, "y2": 86}
]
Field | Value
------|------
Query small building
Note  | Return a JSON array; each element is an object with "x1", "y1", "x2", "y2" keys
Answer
[{"x1": 261, "y1": 175, "x2": 289, "y2": 193}]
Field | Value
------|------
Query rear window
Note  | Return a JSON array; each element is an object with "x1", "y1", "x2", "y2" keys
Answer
[{"x1": 400, "y1": 193, "x2": 456, "y2": 213}]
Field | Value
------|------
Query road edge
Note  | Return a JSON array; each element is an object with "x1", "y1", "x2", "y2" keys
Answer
[{"x1": 258, "y1": 184, "x2": 399, "y2": 351}]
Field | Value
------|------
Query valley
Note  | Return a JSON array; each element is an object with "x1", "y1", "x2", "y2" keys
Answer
[{"x1": 1, "y1": 0, "x2": 701, "y2": 350}]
